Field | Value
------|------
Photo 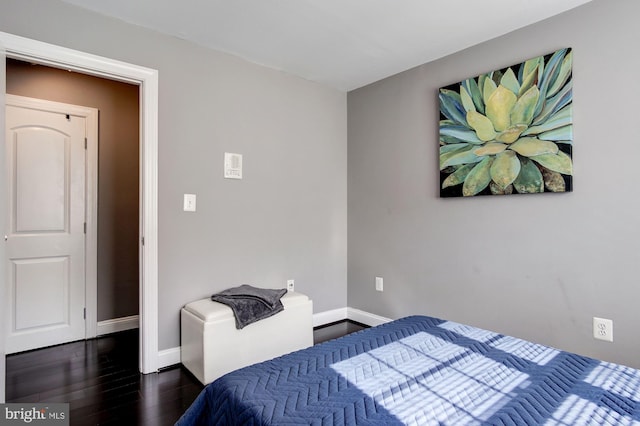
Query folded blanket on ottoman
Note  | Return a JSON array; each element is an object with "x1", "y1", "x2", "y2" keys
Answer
[{"x1": 211, "y1": 284, "x2": 287, "y2": 329}]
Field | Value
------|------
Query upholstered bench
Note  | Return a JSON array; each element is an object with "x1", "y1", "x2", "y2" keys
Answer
[{"x1": 180, "y1": 291, "x2": 313, "y2": 384}]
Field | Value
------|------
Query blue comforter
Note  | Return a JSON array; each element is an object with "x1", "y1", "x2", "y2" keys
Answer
[{"x1": 176, "y1": 316, "x2": 640, "y2": 425}]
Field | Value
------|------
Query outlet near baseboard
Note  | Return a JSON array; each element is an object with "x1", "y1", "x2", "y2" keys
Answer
[{"x1": 593, "y1": 317, "x2": 613, "y2": 342}]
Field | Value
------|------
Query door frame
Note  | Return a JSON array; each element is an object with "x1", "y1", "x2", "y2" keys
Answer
[
  {"x1": 5, "y1": 94, "x2": 99, "y2": 350},
  {"x1": 0, "y1": 31, "x2": 159, "y2": 374}
]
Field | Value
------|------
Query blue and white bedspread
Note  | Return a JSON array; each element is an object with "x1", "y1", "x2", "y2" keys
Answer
[{"x1": 176, "y1": 316, "x2": 640, "y2": 425}]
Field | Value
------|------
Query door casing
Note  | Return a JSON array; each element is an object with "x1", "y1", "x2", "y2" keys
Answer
[
  {"x1": 1, "y1": 38, "x2": 6, "y2": 404},
  {"x1": 0, "y1": 31, "x2": 159, "y2": 374}
]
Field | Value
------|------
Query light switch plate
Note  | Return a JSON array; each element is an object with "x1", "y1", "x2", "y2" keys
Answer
[
  {"x1": 375, "y1": 276, "x2": 383, "y2": 292},
  {"x1": 183, "y1": 193, "x2": 196, "y2": 212}
]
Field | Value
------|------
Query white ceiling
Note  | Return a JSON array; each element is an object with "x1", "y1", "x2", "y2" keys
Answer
[{"x1": 61, "y1": 0, "x2": 594, "y2": 91}]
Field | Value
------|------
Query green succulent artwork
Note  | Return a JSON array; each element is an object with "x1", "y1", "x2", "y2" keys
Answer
[{"x1": 439, "y1": 48, "x2": 573, "y2": 197}]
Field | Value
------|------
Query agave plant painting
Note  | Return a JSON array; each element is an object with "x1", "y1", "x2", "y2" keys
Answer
[{"x1": 439, "y1": 48, "x2": 572, "y2": 197}]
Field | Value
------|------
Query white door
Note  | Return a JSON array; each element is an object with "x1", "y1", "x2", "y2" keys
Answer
[{"x1": 5, "y1": 96, "x2": 88, "y2": 354}]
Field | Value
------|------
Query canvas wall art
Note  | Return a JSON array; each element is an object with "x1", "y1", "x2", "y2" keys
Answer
[{"x1": 439, "y1": 48, "x2": 573, "y2": 197}]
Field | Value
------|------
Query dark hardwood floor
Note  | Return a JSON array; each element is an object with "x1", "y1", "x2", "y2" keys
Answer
[
  {"x1": 312, "y1": 319, "x2": 367, "y2": 344},
  {"x1": 5, "y1": 320, "x2": 368, "y2": 425}
]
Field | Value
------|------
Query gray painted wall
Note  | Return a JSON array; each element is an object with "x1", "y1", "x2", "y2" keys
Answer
[
  {"x1": 6, "y1": 59, "x2": 140, "y2": 322},
  {"x1": 348, "y1": 0, "x2": 640, "y2": 369},
  {"x1": 0, "y1": 0, "x2": 347, "y2": 350},
  {"x1": 4, "y1": 0, "x2": 637, "y2": 373}
]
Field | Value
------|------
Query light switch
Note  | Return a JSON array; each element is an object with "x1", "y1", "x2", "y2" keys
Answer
[{"x1": 183, "y1": 194, "x2": 196, "y2": 212}]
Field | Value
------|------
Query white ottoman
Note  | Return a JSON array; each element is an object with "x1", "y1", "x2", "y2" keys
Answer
[{"x1": 180, "y1": 291, "x2": 313, "y2": 384}]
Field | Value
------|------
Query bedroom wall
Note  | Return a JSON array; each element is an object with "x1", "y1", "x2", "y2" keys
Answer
[
  {"x1": 6, "y1": 59, "x2": 140, "y2": 322},
  {"x1": 0, "y1": 0, "x2": 347, "y2": 350},
  {"x1": 348, "y1": 0, "x2": 640, "y2": 369}
]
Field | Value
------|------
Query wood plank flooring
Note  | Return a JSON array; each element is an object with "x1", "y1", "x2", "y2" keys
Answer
[
  {"x1": 312, "y1": 319, "x2": 368, "y2": 344},
  {"x1": 5, "y1": 320, "x2": 367, "y2": 425}
]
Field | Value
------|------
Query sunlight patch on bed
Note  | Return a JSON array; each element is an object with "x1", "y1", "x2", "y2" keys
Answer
[
  {"x1": 490, "y1": 338, "x2": 559, "y2": 366},
  {"x1": 437, "y1": 321, "x2": 499, "y2": 343},
  {"x1": 438, "y1": 320, "x2": 559, "y2": 367},
  {"x1": 545, "y1": 394, "x2": 637, "y2": 425},
  {"x1": 584, "y1": 362, "x2": 640, "y2": 400},
  {"x1": 331, "y1": 332, "x2": 530, "y2": 425}
]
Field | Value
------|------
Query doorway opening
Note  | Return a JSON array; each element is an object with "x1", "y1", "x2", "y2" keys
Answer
[
  {"x1": 5, "y1": 59, "x2": 140, "y2": 352},
  {"x1": 1, "y1": 31, "x2": 159, "y2": 374}
]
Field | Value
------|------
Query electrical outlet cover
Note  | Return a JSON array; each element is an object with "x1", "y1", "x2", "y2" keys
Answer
[{"x1": 593, "y1": 317, "x2": 613, "y2": 342}]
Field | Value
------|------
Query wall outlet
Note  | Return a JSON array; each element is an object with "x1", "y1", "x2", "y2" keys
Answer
[
  {"x1": 375, "y1": 276, "x2": 383, "y2": 292},
  {"x1": 593, "y1": 317, "x2": 613, "y2": 342},
  {"x1": 286, "y1": 279, "x2": 295, "y2": 292}
]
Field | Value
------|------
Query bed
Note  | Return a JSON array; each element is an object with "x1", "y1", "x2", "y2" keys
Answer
[{"x1": 176, "y1": 315, "x2": 640, "y2": 425}]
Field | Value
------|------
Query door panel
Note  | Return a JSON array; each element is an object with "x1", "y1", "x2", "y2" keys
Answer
[
  {"x1": 5, "y1": 98, "x2": 86, "y2": 354},
  {"x1": 13, "y1": 256, "x2": 69, "y2": 330},
  {"x1": 15, "y1": 128, "x2": 67, "y2": 232}
]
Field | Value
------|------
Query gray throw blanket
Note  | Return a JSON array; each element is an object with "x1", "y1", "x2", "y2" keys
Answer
[{"x1": 211, "y1": 284, "x2": 287, "y2": 329}]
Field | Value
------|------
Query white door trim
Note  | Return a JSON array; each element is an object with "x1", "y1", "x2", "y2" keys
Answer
[
  {"x1": 1, "y1": 39, "x2": 6, "y2": 404},
  {"x1": 6, "y1": 94, "x2": 99, "y2": 343},
  {"x1": 0, "y1": 31, "x2": 159, "y2": 374}
]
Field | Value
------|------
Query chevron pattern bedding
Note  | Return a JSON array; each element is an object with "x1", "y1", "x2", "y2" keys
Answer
[{"x1": 176, "y1": 316, "x2": 640, "y2": 425}]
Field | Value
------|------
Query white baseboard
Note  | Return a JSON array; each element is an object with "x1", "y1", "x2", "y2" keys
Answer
[
  {"x1": 312, "y1": 307, "x2": 348, "y2": 327},
  {"x1": 97, "y1": 315, "x2": 139, "y2": 336},
  {"x1": 158, "y1": 307, "x2": 392, "y2": 370},
  {"x1": 312, "y1": 307, "x2": 392, "y2": 327},
  {"x1": 158, "y1": 347, "x2": 181, "y2": 369},
  {"x1": 347, "y1": 308, "x2": 392, "y2": 327}
]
